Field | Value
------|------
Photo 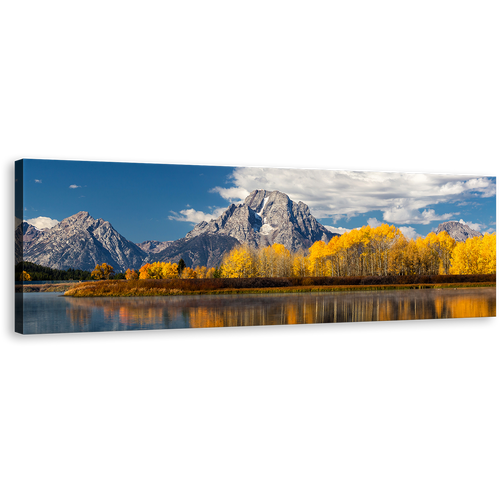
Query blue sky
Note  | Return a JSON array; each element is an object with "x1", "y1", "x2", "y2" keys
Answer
[{"x1": 18, "y1": 159, "x2": 496, "y2": 243}]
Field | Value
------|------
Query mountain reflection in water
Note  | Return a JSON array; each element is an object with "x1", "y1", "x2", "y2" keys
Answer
[{"x1": 62, "y1": 288, "x2": 496, "y2": 331}]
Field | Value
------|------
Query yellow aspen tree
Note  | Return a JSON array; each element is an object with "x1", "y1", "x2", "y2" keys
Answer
[
  {"x1": 91, "y1": 264, "x2": 102, "y2": 280},
  {"x1": 240, "y1": 246, "x2": 255, "y2": 277},
  {"x1": 422, "y1": 234, "x2": 441, "y2": 275},
  {"x1": 138, "y1": 263, "x2": 152, "y2": 279},
  {"x1": 451, "y1": 235, "x2": 496, "y2": 274},
  {"x1": 340, "y1": 229, "x2": 366, "y2": 276},
  {"x1": 308, "y1": 240, "x2": 327, "y2": 276},
  {"x1": 334, "y1": 233, "x2": 349, "y2": 276},
  {"x1": 423, "y1": 233, "x2": 441, "y2": 275},
  {"x1": 194, "y1": 266, "x2": 208, "y2": 278},
  {"x1": 451, "y1": 238, "x2": 480, "y2": 274},
  {"x1": 358, "y1": 226, "x2": 373, "y2": 275},
  {"x1": 271, "y1": 243, "x2": 292, "y2": 277},
  {"x1": 450, "y1": 236, "x2": 496, "y2": 274},
  {"x1": 414, "y1": 237, "x2": 433, "y2": 275},
  {"x1": 91, "y1": 263, "x2": 114, "y2": 280},
  {"x1": 404, "y1": 237, "x2": 433, "y2": 275},
  {"x1": 146, "y1": 262, "x2": 166, "y2": 279},
  {"x1": 181, "y1": 267, "x2": 197, "y2": 279},
  {"x1": 256, "y1": 245, "x2": 274, "y2": 277},
  {"x1": 324, "y1": 236, "x2": 342, "y2": 277},
  {"x1": 205, "y1": 267, "x2": 217, "y2": 278},
  {"x1": 436, "y1": 231, "x2": 456, "y2": 274},
  {"x1": 220, "y1": 246, "x2": 254, "y2": 278},
  {"x1": 450, "y1": 241, "x2": 466, "y2": 274},
  {"x1": 388, "y1": 234, "x2": 409, "y2": 275},
  {"x1": 399, "y1": 239, "x2": 420, "y2": 275},
  {"x1": 479, "y1": 233, "x2": 496, "y2": 274},
  {"x1": 125, "y1": 269, "x2": 139, "y2": 280},
  {"x1": 250, "y1": 246, "x2": 260, "y2": 276},
  {"x1": 334, "y1": 233, "x2": 350, "y2": 276},
  {"x1": 161, "y1": 262, "x2": 179, "y2": 279},
  {"x1": 424, "y1": 231, "x2": 456, "y2": 275},
  {"x1": 292, "y1": 253, "x2": 309, "y2": 277},
  {"x1": 368, "y1": 224, "x2": 401, "y2": 276}
]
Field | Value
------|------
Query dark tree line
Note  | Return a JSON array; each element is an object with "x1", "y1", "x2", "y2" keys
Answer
[{"x1": 16, "y1": 261, "x2": 93, "y2": 281}]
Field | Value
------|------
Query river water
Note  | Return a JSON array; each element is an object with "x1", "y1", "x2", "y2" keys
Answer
[{"x1": 15, "y1": 287, "x2": 496, "y2": 334}]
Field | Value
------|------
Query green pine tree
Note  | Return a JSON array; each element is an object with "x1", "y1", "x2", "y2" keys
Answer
[{"x1": 177, "y1": 258, "x2": 186, "y2": 275}]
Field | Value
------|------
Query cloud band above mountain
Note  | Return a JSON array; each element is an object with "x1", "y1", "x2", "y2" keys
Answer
[
  {"x1": 168, "y1": 207, "x2": 227, "y2": 224},
  {"x1": 211, "y1": 167, "x2": 496, "y2": 226}
]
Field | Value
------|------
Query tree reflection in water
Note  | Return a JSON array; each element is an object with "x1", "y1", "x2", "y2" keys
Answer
[{"x1": 64, "y1": 288, "x2": 496, "y2": 331}]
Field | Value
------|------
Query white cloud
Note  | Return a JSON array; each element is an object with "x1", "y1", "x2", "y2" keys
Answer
[
  {"x1": 398, "y1": 226, "x2": 422, "y2": 240},
  {"x1": 367, "y1": 217, "x2": 382, "y2": 227},
  {"x1": 69, "y1": 184, "x2": 81, "y2": 189},
  {"x1": 210, "y1": 167, "x2": 495, "y2": 226},
  {"x1": 457, "y1": 219, "x2": 485, "y2": 233},
  {"x1": 324, "y1": 225, "x2": 351, "y2": 235},
  {"x1": 168, "y1": 207, "x2": 226, "y2": 224},
  {"x1": 34, "y1": 179, "x2": 42, "y2": 183},
  {"x1": 381, "y1": 203, "x2": 457, "y2": 225},
  {"x1": 210, "y1": 186, "x2": 250, "y2": 202},
  {"x1": 25, "y1": 216, "x2": 59, "y2": 230},
  {"x1": 326, "y1": 218, "x2": 422, "y2": 240}
]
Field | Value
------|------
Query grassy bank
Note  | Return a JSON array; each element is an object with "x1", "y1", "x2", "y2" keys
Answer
[
  {"x1": 64, "y1": 280, "x2": 497, "y2": 297},
  {"x1": 16, "y1": 283, "x2": 76, "y2": 293}
]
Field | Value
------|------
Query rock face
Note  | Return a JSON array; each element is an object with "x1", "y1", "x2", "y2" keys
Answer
[
  {"x1": 186, "y1": 189, "x2": 337, "y2": 254},
  {"x1": 23, "y1": 211, "x2": 147, "y2": 272},
  {"x1": 437, "y1": 221, "x2": 482, "y2": 242},
  {"x1": 15, "y1": 224, "x2": 23, "y2": 264},
  {"x1": 137, "y1": 240, "x2": 173, "y2": 254},
  {"x1": 23, "y1": 222, "x2": 43, "y2": 248},
  {"x1": 151, "y1": 234, "x2": 241, "y2": 269}
]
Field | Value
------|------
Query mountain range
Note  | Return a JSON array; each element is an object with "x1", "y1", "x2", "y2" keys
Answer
[
  {"x1": 20, "y1": 211, "x2": 146, "y2": 271},
  {"x1": 17, "y1": 189, "x2": 485, "y2": 271}
]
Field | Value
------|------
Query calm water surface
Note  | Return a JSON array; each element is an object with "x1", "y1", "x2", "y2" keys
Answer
[{"x1": 16, "y1": 287, "x2": 496, "y2": 334}]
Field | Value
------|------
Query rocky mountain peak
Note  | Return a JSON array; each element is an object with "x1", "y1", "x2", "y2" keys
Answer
[
  {"x1": 186, "y1": 189, "x2": 337, "y2": 253},
  {"x1": 23, "y1": 211, "x2": 146, "y2": 272},
  {"x1": 137, "y1": 240, "x2": 173, "y2": 254},
  {"x1": 244, "y1": 189, "x2": 294, "y2": 215},
  {"x1": 23, "y1": 221, "x2": 42, "y2": 236},
  {"x1": 57, "y1": 211, "x2": 98, "y2": 231},
  {"x1": 22, "y1": 222, "x2": 42, "y2": 247},
  {"x1": 66, "y1": 210, "x2": 92, "y2": 221},
  {"x1": 437, "y1": 221, "x2": 483, "y2": 242}
]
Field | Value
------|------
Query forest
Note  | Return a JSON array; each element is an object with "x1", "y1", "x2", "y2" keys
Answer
[
  {"x1": 133, "y1": 225, "x2": 496, "y2": 280},
  {"x1": 15, "y1": 262, "x2": 93, "y2": 281}
]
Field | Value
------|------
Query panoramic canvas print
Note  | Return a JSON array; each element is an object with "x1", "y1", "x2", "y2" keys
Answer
[{"x1": 15, "y1": 159, "x2": 496, "y2": 334}]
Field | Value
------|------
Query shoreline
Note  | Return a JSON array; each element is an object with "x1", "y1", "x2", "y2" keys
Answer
[
  {"x1": 16, "y1": 283, "x2": 76, "y2": 293},
  {"x1": 62, "y1": 282, "x2": 496, "y2": 298}
]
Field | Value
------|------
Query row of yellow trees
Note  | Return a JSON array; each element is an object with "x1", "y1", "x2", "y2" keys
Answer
[
  {"x1": 128, "y1": 262, "x2": 219, "y2": 280},
  {"x1": 125, "y1": 224, "x2": 495, "y2": 280},
  {"x1": 216, "y1": 225, "x2": 495, "y2": 277}
]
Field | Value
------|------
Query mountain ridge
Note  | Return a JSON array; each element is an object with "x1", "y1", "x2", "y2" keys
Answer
[
  {"x1": 22, "y1": 211, "x2": 147, "y2": 272},
  {"x1": 17, "y1": 194, "x2": 488, "y2": 271}
]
